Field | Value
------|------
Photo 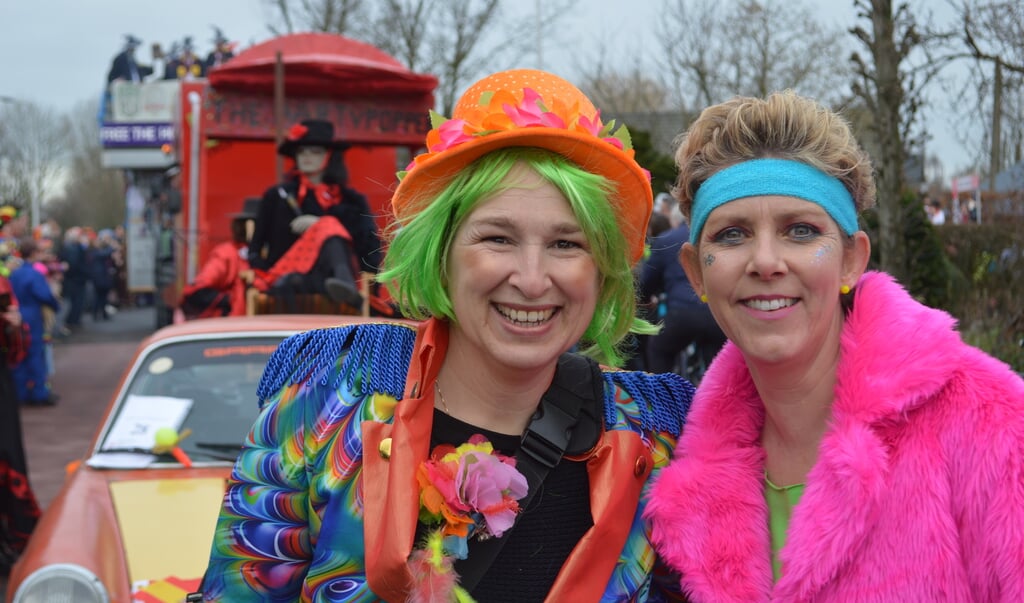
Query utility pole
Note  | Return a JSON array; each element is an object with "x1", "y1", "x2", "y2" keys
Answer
[{"x1": 988, "y1": 60, "x2": 1002, "y2": 192}]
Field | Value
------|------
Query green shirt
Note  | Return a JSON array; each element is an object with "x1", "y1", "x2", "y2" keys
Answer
[{"x1": 765, "y1": 475, "x2": 806, "y2": 582}]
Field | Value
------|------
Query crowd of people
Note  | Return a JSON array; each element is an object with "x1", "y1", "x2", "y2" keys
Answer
[
  {"x1": 0, "y1": 208, "x2": 132, "y2": 575},
  {"x1": 106, "y1": 28, "x2": 236, "y2": 85},
  {"x1": 0, "y1": 211, "x2": 129, "y2": 406},
  {"x1": 924, "y1": 195, "x2": 980, "y2": 225}
]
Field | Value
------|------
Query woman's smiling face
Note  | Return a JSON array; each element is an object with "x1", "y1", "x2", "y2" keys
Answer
[
  {"x1": 681, "y1": 195, "x2": 869, "y2": 367},
  {"x1": 445, "y1": 163, "x2": 600, "y2": 375}
]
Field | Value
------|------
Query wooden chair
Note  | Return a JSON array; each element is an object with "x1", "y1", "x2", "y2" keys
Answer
[{"x1": 246, "y1": 273, "x2": 372, "y2": 317}]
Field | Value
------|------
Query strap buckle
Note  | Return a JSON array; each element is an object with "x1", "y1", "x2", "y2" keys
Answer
[{"x1": 519, "y1": 398, "x2": 577, "y2": 468}]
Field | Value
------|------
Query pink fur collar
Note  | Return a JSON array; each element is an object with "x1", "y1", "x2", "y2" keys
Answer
[{"x1": 645, "y1": 272, "x2": 971, "y2": 602}]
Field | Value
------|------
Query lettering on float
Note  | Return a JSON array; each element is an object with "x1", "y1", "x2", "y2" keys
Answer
[{"x1": 203, "y1": 91, "x2": 430, "y2": 144}]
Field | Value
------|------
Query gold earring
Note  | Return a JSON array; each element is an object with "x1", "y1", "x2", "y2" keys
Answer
[
  {"x1": 700, "y1": 293, "x2": 708, "y2": 303},
  {"x1": 840, "y1": 284, "x2": 851, "y2": 295}
]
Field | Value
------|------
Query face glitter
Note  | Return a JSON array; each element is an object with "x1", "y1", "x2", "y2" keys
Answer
[{"x1": 813, "y1": 245, "x2": 832, "y2": 264}]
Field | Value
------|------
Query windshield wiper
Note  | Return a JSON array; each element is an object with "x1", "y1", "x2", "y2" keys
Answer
[{"x1": 194, "y1": 442, "x2": 243, "y2": 461}]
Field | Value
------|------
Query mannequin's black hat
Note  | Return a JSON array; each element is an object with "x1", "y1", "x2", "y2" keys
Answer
[{"x1": 277, "y1": 119, "x2": 349, "y2": 157}]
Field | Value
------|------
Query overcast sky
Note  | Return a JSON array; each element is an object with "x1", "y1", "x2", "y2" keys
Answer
[{"x1": 1, "y1": 0, "x2": 972, "y2": 177}]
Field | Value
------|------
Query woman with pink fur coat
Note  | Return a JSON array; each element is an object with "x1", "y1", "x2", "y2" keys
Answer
[{"x1": 645, "y1": 91, "x2": 1024, "y2": 602}]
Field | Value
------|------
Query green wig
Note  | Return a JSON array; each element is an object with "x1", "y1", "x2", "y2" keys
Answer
[{"x1": 379, "y1": 148, "x2": 654, "y2": 366}]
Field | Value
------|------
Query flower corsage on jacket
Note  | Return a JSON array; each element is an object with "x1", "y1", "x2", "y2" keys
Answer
[{"x1": 407, "y1": 434, "x2": 528, "y2": 603}]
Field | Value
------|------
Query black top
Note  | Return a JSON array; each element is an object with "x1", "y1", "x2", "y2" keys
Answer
[
  {"x1": 248, "y1": 180, "x2": 382, "y2": 273},
  {"x1": 107, "y1": 50, "x2": 154, "y2": 83},
  {"x1": 419, "y1": 409, "x2": 593, "y2": 601}
]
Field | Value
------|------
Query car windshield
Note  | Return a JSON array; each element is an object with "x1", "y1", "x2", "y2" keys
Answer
[{"x1": 94, "y1": 334, "x2": 285, "y2": 466}]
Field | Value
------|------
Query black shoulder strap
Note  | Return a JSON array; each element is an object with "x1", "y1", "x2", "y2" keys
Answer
[{"x1": 457, "y1": 353, "x2": 603, "y2": 593}]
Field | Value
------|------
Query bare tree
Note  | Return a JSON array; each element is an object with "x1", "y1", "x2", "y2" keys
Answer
[
  {"x1": 0, "y1": 100, "x2": 67, "y2": 229},
  {"x1": 850, "y1": 0, "x2": 932, "y2": 283},
  {"x1": 728, "y1": 0, "x2": 851, "y2": 100},
  {"x1": 954, "y1": 0, "x2": 1024, "y2": 186},
  {"x1": 660, "y1": 0, "x2": 724, "y2": 110},
  {"x1": 425, "y1": 0, "x2": 503, "y2": 114},
  {"x1": 48, "y1": 99, "x2": 126, "y2": 229},
  {"x1": 370, "y1": 0, "x2": 435, "y2": 71},
  {"x1": 957, "y1": 0, "x2": 1024, "y2": 72},
  {"x1": 264, "y1": 0, "x2": 368, "y2": 35},
  {"x1": 364, "y1": 0, "x2": 578, "y2": 115},
  {"x1": 264, "y1": 0, "x2": 577, "y2": 115},
  {"x1": 659, "y1": 0, "x2": 851, "y2": 112},
  {"x1": 266, "y1": 0, "x2": 296, "y2": 34},
  {"x1": 578, "y1": 60, "x2": 670, "y2": 115}
]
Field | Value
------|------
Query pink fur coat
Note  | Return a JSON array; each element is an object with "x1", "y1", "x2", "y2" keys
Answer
[{"x1": 646, "y1": 271, "x2": 1024, "y2": 602}]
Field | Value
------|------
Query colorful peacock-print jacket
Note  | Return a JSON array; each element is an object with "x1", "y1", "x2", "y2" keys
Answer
[{"x1": 201, "y1": 318, "x2": 694, "y2": 602}]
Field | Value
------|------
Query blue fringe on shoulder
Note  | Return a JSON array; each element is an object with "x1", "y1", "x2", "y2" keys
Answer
[
  {"x1": 257, "y1": 323, "x2": 694, "y2": 437},
  {"x1": 602, "y1": 371, "x2": 695, "y2": 437},
  {"x1": 257, "y1": 323, "x2": 417, "y2": 407}
]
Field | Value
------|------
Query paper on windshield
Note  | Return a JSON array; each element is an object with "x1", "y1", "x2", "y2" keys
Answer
[{"x1": 100, "y1": 394, "x2": 194, "y2": 452}]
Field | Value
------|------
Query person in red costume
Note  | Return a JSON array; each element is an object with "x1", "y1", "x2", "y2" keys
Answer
[
  {"x1": 179, "y1": 199, "x2": 257, "y2": 318},
  {"x1": 248, "y1": 119, "x2": 380, "y2": 310}
]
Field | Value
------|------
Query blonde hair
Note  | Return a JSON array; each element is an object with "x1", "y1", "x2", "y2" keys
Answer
[{"x1": 672, "y1": 91, "x2": 876, "y2": 226}]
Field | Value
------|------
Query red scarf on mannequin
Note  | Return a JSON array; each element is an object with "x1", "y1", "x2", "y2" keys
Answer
[
  {"x1": 293, "y1": 151, "x2": 340, "y2": 212},
  {"x1": 296, "y1": 173, "x2": 340, "y2": 211}
]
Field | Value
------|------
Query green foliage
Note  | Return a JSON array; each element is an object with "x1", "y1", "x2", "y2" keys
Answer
[
  {"x1": 936, "y1": 221, "x2": 1024, "y2": 373},
  {"x1": 861, "y1": 190, "x2": 961, "y2": 309},
  {"x1": 629, "y1": 128, "x2": 677, "y2": 198},
  {"x1": 861, "y1": 191, "x2": 1022, "y2": 372}
]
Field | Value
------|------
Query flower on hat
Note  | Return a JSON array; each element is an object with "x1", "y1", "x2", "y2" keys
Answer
[
  {"x1": 287, "y1": 123, "x2": 309, "y2": 141},
  {"x1": 401, "y1": 85, "x2": 637, "y2": 177},
  {"x1": 390, "y1": 69, "x2": 654, "y2": 265}
]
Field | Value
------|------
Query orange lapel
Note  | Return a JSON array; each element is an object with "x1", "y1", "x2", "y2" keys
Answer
[
  {"x1": 546, "y1": 430, "x2": 652, "y2": 602},
  {"x1": 364, "y1": 319, "x2": 448, "y2": 602}
]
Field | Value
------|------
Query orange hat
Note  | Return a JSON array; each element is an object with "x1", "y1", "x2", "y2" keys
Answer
[{"x1": 392, "y1": 69, "x2": 653, "y2": 263}]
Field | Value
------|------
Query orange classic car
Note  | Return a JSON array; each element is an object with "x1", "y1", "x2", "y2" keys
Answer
[{"x1": 6, "y1": 315, "x2": 385, "y2": 603}]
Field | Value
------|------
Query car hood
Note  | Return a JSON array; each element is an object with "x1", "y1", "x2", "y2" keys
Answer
[{"x1": 110, "y1": 476, "x2": 226, "y2": 600}]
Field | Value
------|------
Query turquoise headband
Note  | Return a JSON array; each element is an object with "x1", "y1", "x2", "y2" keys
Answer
[{"x1": 689, "y1": 158, "x2": 857, "y2": 244}]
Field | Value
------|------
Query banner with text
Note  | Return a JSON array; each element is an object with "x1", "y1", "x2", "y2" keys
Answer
[{"x1": 201, "y1": 90, "x2": 430, "y2": 145}]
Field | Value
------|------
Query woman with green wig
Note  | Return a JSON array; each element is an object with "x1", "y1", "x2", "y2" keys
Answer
[
  {"x1": 384, "y1": 147, "x2": 643, "y2": 367},
  {"x1": 199, "y1": 69, "x2": 694, "y2": 602}
]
